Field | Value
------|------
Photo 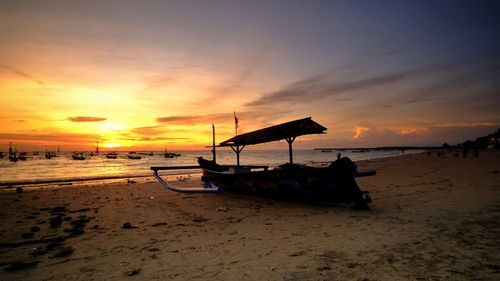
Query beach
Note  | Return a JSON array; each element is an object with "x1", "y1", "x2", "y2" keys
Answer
[{"x1": 1, "y1": 151, "x2": 499, "y2": 280}]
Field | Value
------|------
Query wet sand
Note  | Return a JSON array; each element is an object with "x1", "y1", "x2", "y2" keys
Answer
[{"x1": 0, "y1": 151, "x2": 499, "y2": 280}]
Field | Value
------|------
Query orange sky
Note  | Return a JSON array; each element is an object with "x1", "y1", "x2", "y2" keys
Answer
[{"x1": 1, "y1": 1, "x2": 499, "y2": 151}]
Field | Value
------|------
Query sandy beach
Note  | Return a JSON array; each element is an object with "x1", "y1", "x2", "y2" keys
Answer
[{"x1": 1, "y1": 151, "x2": 499, "y2": 281}]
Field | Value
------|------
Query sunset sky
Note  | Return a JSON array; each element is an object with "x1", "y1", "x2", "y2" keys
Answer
[{"x1": 1, "y1": 0, "x2": 499, "y2": 151}]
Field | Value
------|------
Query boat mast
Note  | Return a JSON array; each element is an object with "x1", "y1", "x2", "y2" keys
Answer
[
  {"x1": 212, "y1": 124, "x2": 216, "y2": 163},
  {"x1": 96, "y1": 141, "x2": 99, "y2": 154}
]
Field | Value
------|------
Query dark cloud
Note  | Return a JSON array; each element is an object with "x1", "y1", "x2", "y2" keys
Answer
[
  {"x1": 0, "y1": 132, "x2": 97, "y2": 143},
  {"x1": 246, "y1": 72, "x2": 407, "y2": 107},
  {"x1": 156, "y1": 113, "x2": 230, "y2": 124},
  {"x1": 398, "y1": 60, "x2": 500, "y2": 105},
  {"x1": 68, "y1": 116, "x2": 107, "y2": 122},
  {"x1": 138, "y1": 137, "x2": 189, "y2": 142},
  {"x1": 156, "y1": 110, "x2": 294, "y2": 128},
  {"x1": 131, "y1": 126, "x2": 166, "y2": 136},
  {"x1": 0, "y1": 64, "x2": 45, "y2": 85}
]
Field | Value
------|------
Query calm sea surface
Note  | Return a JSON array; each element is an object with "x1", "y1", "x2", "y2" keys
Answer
[{"x1": 0, "y1": 149, "x2": 421, "y2": 185}]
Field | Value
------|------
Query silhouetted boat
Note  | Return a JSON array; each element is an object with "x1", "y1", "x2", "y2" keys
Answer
[
  {"x1": 152, "y1": 117, "x2": 374, "y2": 208},
  {"x1": 164, "y1": 146, "x2": 181, "y2": 158},
  {"x1": 9, "y1": 153, "x2": 18, "y2": 162},
  {"x1": 0, "y1": 151, "x2": 4, "y2": 158},
  {"x1": 18, "y1": 152, "x2": 28, "y2": 161},
  {"x1": 72, "y1": 152, "x2": 85, "y2": 160},
  {"x1": 45, "y1": 150, "x2": 56, "y2": 159},
  {"x1": 106, "y1": 152, "x2": 118, "y2": 159},
  {"x1": 127, "y1": 152, "x2": 141, "y2": 160}
]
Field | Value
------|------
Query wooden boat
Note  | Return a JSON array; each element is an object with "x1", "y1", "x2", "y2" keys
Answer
[
  {"x1": 164, "y1": 146, "x2": 181, "y2": 158},
  {"x1": 18, "y1": 152, "x2": 28, "y2": 161},
  {"x1": 45, "y1": 150, "x2": 56, "y2": 159},
  {"x1": 72, "y1": 152, "x2": 85, "y2": 160},
  {"x1": 9, "y1": 153, "x2": 18, "y2": 162},
  {"x1": 152, "y1": 117, "x2": 375, "y2": 208},
  {"x1": 127, "y1": 152, "x2": 141, "y2": 160},
  {"x1": 106, "y1": 152, "x2": 118, "y2": 159}
]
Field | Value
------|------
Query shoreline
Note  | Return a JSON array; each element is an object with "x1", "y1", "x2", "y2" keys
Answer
[
  {"x1": 0, "y1": 151, "x2": 425, "y2": 189},
  {"x1": 0, "y1": 171, "x2": 202, "y2": 189}
]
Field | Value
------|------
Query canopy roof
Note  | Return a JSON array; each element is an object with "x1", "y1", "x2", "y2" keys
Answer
[{"x1": 219, "y1": 117, "x2": 327, "y2": 147}]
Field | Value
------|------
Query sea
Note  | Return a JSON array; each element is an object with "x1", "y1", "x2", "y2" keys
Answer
[{"x1": 0, "y1": 149, "x2": 422, "y2": 187}]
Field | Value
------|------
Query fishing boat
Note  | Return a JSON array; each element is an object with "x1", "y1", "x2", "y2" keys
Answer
[
  {"x1": 151, "y1": 117, "x2": 375, "y2": 208},
  {"x1": 45, "y1": 150, "x2": 56, "y2": 159},
  {"x1": 9, "y1": 153, "x2": 18, "y2": 162},
  {"x1": 106, "y1": 152, "x2": 118, "y2": 159},
  {"x1": 164, "y1": 146, "x2": 181, "y2": 158},
  {"x1": 127, "y1": 152, "x2": 141, "y2": 160},
  {"x1": 18, "y1": 152, "x2": 28, "y2": 161},
  {"x1": 72, "y1": 152, "x2": 85, "y2": 160}
]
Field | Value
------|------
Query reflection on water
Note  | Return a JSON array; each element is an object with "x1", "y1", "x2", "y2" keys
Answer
[{"x1": 0, "y1": 149, "x2": 421, "y2": 184}]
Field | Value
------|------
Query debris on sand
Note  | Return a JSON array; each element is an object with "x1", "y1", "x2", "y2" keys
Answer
[
  {"x1": 124, "y1": 268, "x2": 141, "y2": 276},
  {"x1": 3, "y1": 260, "x2": 39, "y2": 272},
  {"x1": 53, "y1": 246, "x2": 74, "y2": 258},
  {"x1": 122, "y1": 222, "x2": 138, "y2": 229}
]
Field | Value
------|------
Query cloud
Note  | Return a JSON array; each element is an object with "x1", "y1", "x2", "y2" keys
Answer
[
  {"x1": 347, "y1": 123, "x2": 499, "y2": 146},
  {"x1": 398, "y1": 60, "x2": 500, "y2": 106},
  {"x1": 246, "y1": 72, "x2": 408, "y2": 107},
  {"x1": 131, "y1": 126, "x2": 166, "y2": 136},
  {"x1": 68, "y1": 116, "x2": 107, "y2": 122},
  {"x1": 435, "y1": 122, "x2": 498, "y2": 128},
  {"x1": 0, "y1": 132, "x2": 97, "y2": 143},
  {"x1": 156, "y1": 113, "x2": 231, "y2": 124},
  {"x1": 353, "y1": 126, "x2": 370, "y2": 139},
  {"x1": 0, "y1": 64, "x2": 45, "y2": 85}
]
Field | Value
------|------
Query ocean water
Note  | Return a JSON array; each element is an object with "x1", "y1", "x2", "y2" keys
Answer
[{"x1": 0, "y1": 149, "x2": 420, "y2": 185}]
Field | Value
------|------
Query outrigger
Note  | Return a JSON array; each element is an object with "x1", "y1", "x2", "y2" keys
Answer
[{"x1": 151, "y1": 117, "x2": 375, "y2": 208}]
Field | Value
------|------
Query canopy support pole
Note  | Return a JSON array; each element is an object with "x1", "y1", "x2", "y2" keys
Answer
[
  {"x1": 212, "y1": 124, "x2": 216, "y2": 163},
  {"x1": 230, "y1": 145, "x2": 245, "y2": 166},
  {"x1": 285, "y1": 137, "x2": 296, "y2": 164}
]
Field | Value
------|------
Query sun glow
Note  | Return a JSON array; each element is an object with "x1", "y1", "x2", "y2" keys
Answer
[
  {"x1": 103, "y1": 143, "x2": 122, "y2": 148},
  {"x1": 101, "y1": 123, "x2": 126, "y2": 133}
]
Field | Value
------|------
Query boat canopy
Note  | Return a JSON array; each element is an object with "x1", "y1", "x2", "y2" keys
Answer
[
  {"x1": 219, "y1": 117, "x2": 326, "y2": 147},
  {"x1": 219, "y1": 117, "x2": 327, "y2": 165}
]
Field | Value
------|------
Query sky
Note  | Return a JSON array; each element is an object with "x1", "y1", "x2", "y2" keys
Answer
[{"x1": 0, "y1": 0, "x2": 499, "y2": 151}]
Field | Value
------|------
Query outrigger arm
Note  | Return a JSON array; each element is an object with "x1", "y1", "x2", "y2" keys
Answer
[{"x1": 151, "y1": 166, "x2": 223, "y2": 193}]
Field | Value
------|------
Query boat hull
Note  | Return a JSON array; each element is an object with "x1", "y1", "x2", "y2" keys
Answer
[{"x1": 199, "y1": 157, "x2": 370, "y2": 204}]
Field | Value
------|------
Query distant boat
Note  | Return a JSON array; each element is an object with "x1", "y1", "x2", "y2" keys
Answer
[
  {"x1": 164, "y1": 146, "x2": 181, "y2": 158},
  {"x1": 321, "y1": 150, "x2": 333, "y2": 153},
  {"x1": 0, "y1": 151, "x2": 4, "y2": 158},
  {"x1": 18, "y1": 152, "x2": 28, "y2": 161},
  {"x1": 33, "y1": 151, "x2": 39, "y2": 156},
  {"x1": 106, "y1": 152, "x2": 118, "y2": 159},
  {"x1": 72, "y1": 152, "x2": 85, "y2": 160},
  {"x1": 9, "y1": 153, "x2": 18, "y2": 162},
  {"x1": 45, "y1": 150, "x2": 56, "y2": 159},
  {"x1": 127, "y1": 152, "x2": 141, "y2": 160}
]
